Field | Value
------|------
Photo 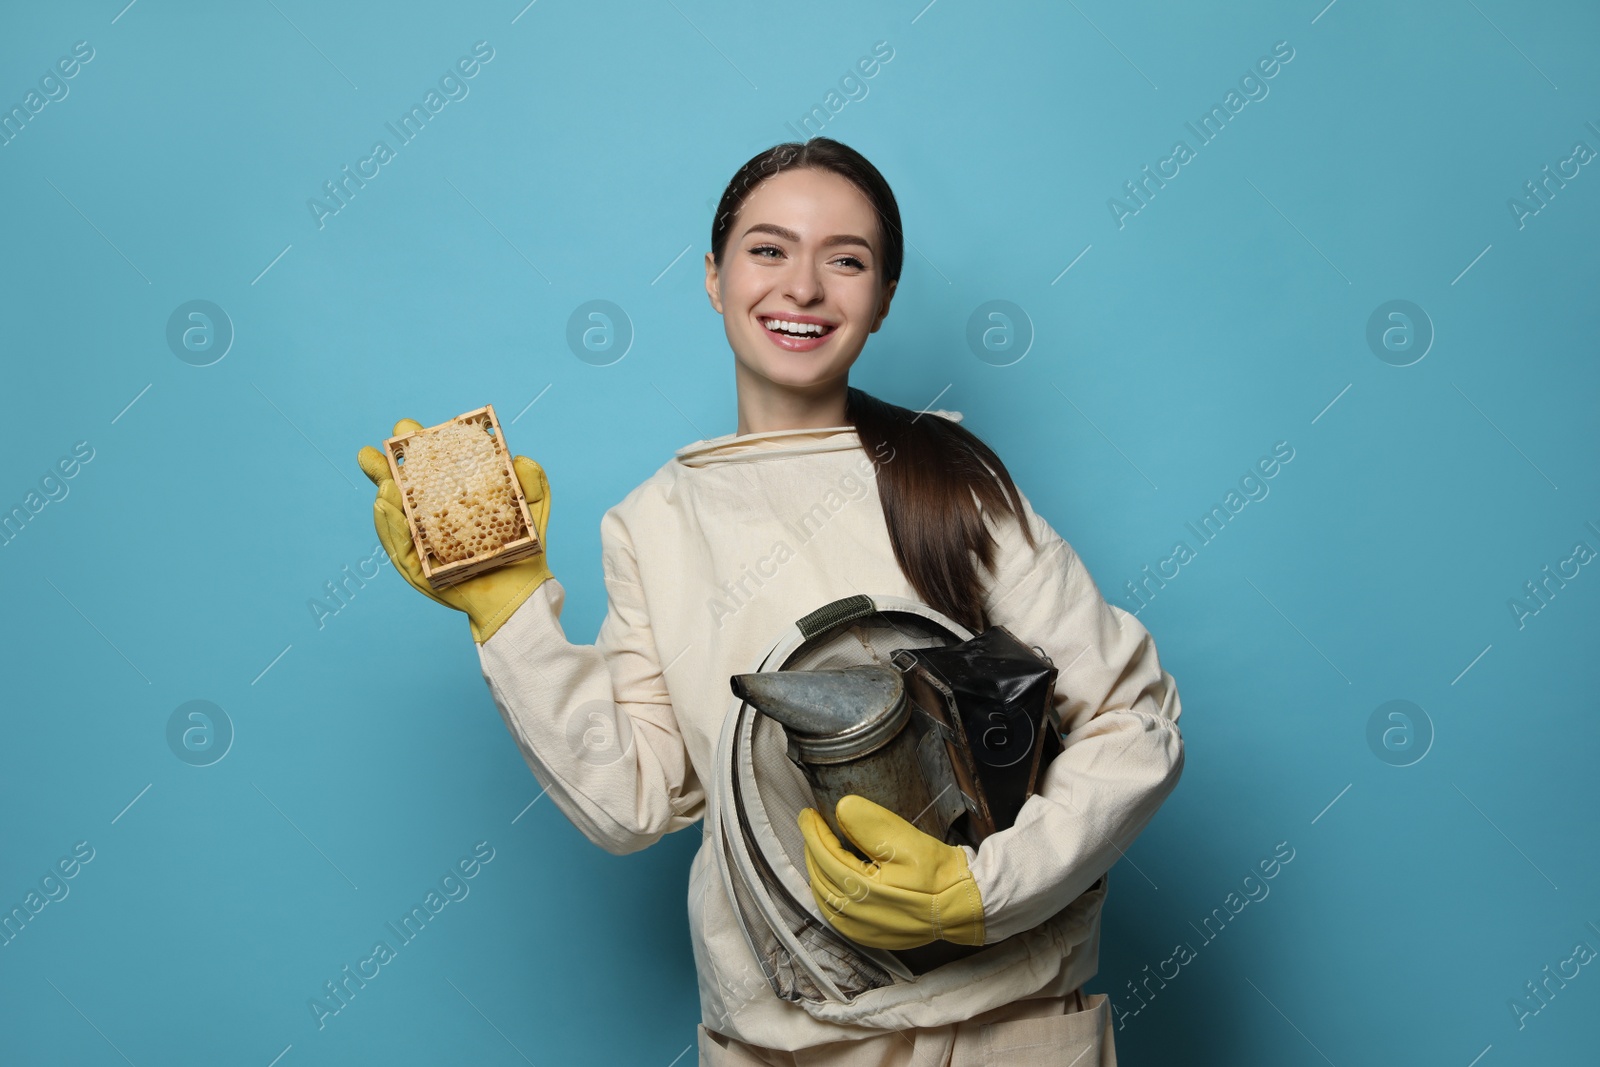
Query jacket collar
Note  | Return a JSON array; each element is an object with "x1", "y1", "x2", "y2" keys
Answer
[
  {"x1": 674, "y1": 424, "x2": 861, "y2": 467},
  {"x1": 672, "y1": 409, "x2": 964, "y2": 467}
]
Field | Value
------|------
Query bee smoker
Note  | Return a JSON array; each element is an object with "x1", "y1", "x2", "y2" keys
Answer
[
  {"x1": 729, "y1": 664, "x2": 970, "y2": 860},
  {"x1": 730, "y1": 626, "x2": 1064, "y2": 863}
]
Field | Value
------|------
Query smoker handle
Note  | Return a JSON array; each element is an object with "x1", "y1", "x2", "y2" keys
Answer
[{"x1": 796, "y1": 594, "x2": 878, "y2": 641}]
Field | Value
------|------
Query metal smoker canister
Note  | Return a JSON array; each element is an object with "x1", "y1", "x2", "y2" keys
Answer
[{"x1": 729, "y1": 664, "x2": 958, "y2": 859}]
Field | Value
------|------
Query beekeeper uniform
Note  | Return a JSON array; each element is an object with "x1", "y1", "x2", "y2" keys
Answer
[{"x1": 473, "y1": 413, "x2": 1185, "y2": 1065}]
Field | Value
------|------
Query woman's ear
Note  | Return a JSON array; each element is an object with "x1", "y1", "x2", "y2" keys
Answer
[
  {"x1": 704, "y1": 252, "x2": 723, "y2": 314},
  {"x1": 870, "y1": 278, "x2": 897, "y2": 333}
]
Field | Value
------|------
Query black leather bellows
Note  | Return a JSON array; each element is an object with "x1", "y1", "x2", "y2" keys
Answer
[{"x1": 892, "y1": 625, "x2": 1064, "y2": 848}]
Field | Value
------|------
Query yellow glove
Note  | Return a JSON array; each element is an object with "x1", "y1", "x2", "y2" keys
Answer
[
  {"x1": 356, "y1": 419, "x2": 554, "y2": 644},
  {"x1": 797, "y1": 794, "x2": 985, "y2": 950}
]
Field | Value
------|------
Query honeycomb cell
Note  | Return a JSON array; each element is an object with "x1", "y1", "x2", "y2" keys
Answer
[{"x1": 392, "y1": 418, "x2": 527, "y2": 566}]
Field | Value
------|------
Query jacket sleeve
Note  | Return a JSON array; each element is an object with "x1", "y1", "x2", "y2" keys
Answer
[
  {"x1": 960, "y1": 488, "x2": 1185, "y2": 944},
  {"x1": 475, "y1": 506, "x2": 706, "y2": 855}
]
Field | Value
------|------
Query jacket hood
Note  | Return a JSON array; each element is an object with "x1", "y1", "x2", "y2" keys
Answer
[{"x1": 673, "y1": 410, "x2": 963, "y2": 467}]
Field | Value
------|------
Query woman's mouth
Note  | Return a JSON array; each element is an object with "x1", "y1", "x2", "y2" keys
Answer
[{"x1": 759, "y1": 315, "x2": 838, "y2": 352}]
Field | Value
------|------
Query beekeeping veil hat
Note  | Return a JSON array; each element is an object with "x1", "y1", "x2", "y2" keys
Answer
[{"x1": 707, "y1": 593, "x2": 1106, "y2": 1031}]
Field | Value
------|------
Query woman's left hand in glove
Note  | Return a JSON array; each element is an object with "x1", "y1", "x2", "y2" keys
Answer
[{"x1": 797, "y1": 794, "x2": 985, "y2": 950}]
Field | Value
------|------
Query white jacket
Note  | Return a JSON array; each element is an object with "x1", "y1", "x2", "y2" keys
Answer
[{"x1": 476, "y1": 414, "x2": 1185, "y2": 1051}]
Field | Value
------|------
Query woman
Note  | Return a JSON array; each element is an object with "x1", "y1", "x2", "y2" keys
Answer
[{"x1": 357, "y1": 138, "x2": 1184, "y2": 1065}]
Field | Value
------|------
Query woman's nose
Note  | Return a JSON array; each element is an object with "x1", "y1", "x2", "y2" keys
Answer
[{"x1": 781, "y1": 261, "x2": 823, "y2": 304}]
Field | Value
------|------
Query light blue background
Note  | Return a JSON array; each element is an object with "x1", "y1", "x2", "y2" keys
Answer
[{"x1": 2, "y1": 1, "x2": 1597, "y2": 1064}]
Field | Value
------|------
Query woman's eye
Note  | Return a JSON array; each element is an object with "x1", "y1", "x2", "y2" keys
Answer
[{"x1": 747, "y1": 245, "x2": 866, "y2": 270}]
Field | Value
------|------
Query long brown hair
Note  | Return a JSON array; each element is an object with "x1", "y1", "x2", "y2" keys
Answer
[{"x1": 709, "y1": 137, "x2": 1037, "y2": 633}]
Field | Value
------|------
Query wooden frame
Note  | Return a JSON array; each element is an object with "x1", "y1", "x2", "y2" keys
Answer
[{"x1": 382, "y1": 405, "x2": 542, "y2": 589}]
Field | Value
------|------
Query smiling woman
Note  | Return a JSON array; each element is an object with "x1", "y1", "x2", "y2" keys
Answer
[
  {"x1": 363, "y1": 135, "x2": 1181, "y2": 1067},
  {"x1": 676, "y1": 141, "x2": 1175, "y2": 1062}
]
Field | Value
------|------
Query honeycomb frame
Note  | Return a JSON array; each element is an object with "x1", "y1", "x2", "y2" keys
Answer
[{"x1": 381, "y1": 405, "x2": 542, "y2": 589}]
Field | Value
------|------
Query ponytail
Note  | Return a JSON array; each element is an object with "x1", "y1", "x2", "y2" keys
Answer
[{"x1": 846, "y1": 386, "x2": 1037, "y2": 633}]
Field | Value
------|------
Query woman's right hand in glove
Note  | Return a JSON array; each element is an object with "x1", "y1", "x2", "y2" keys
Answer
[{"x1": 356, "y1": 418, "x2": 554, "y2": 644}]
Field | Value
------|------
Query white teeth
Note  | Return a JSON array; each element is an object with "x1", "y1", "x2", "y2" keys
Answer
[{"x1": 763, "y1": 318, "x2": 830, "y2": 336}]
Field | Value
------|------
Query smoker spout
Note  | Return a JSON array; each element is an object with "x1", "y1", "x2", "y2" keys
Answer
[{"x1": 730, "y1": 665, "x2": 907, "y2": 758}]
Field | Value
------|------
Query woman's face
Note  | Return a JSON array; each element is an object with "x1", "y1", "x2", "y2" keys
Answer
[{"x1": 705, "y1": 166, "x2": 897, "y2": 398}]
